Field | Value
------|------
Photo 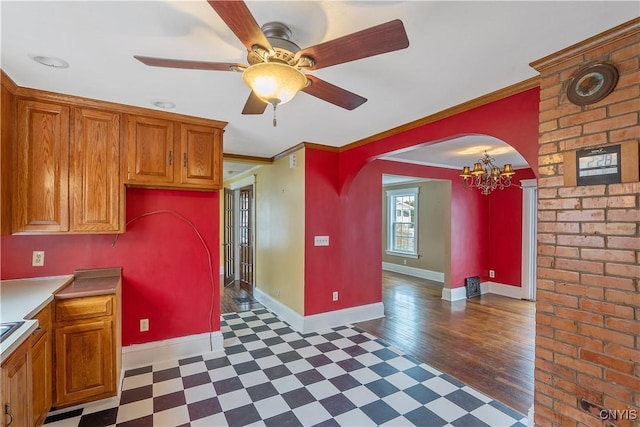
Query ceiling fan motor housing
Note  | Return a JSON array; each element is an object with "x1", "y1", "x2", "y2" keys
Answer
[{"x1": 247, "y1": 22, "x2": 301, "y2": 65}]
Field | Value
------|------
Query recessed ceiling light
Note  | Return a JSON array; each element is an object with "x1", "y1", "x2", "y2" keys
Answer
[
  {"x1": 152, "y1": 100, "x2": 176, "y2": 109},
  {"x1": 32, "y1": 55, "x2": 70, "y2": 69}
]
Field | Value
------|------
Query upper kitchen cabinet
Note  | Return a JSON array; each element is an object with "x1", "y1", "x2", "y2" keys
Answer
[
  {"x1": 13, "y1": 100, "x2": 70, "y2": 233},
  {"x1": 125, "y1": 115, "x2": 223, "y2": 191},
  {"x1": 12, "y1": 100, "x2": 124, "y2": 234},
  {"x1": 1, "y1": 73, "x2": 16, "y2": 235},
  {"x1": 70, "y1": 108, "x2": 124, "y2": 233}
]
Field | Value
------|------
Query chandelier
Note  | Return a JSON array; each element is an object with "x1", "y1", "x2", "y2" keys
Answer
[{"x1": 460, "y1": 151, "x2": 516, "y2": 195}]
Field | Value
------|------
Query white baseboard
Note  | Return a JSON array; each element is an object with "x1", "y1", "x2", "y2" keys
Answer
[
  {"x1": 254, "y1": 287, "x2": 385, "y2": 334},
  {"x1": 442, "y1": 281, "x2": 523, "y2": 301},
  {"x1": 441, "y1": 286, "x2": 467, "y2": 301},
  {"x1": 528, "y1": 405, "x2": 534, "y2": 427},
  {"x1": 122, "y1": 331, "x2": 224, "y2": 370},
  {"x1": 253, "y1": 287, "x2": 305, "y2": 332},
  {"x1": 382, "y1": 262, "x2": 444, "y2": 283}
]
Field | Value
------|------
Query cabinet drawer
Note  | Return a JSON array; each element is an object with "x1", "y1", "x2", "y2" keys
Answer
[
  {"x1": 56, "y1": 295, "x2": 113, "y2": 322},
  {"x1": 30, "y1": 303, "x2": 52, "y2": 341}
]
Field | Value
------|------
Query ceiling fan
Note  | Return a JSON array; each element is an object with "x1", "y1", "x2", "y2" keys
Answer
[{"x1": 134, "y1": 1, "x2": 410, "y2": 125}]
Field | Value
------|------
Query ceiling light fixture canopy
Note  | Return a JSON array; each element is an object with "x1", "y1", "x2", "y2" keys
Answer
[
  {"x1": 460, "y1": 151, "x2": 517, "y2": 195},
  {"x1": 242, "y1": 61, "x2": 308, "y2": 127}
]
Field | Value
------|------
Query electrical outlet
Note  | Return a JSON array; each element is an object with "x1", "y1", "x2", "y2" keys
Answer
[
  {"x1": 403, "y1": 259, "x2": 407, "y2": 265},
  {"x1": 32, "y1": 251, "x2": 45, "y2": 267},
  {"x1": 489, "y1": 270, "x2": 495, "y2": 278},
  {"x1": 314, "y1": 236, "x2": 329, "y2": 246},
  {"x1": 140, "y1": 319, "x2": 149, "y2": 332},
  {"x1": 332, "y1": 291, "x2": 338, "y2": 301}
]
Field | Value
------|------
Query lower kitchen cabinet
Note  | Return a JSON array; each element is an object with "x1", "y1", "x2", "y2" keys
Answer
[
  {"x1": 1, "y1": 338, "x2": 31, "y2": 427},
  {"x1": 54, "y1": 288, "x2": 120, "y2": 407},
  {"x1": 30, "y1": 304, "x2": 52, "y2": 427}
]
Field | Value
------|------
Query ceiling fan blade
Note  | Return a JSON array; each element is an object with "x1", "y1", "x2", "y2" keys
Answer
[
  {"x1": 134, "y1": 55, "x2": 242, "y2": 71},
  {"x1": 302, "y1": 75, "x2": 367, "y2": 110},
  {"x1": 296, "y1": 20, "x2": 409, "y2": 70},
  {"x1": 242, "y1": 91, "x2": 268, "y2": 115},
  {"x1": 207, "y1": 0, "x2": 273, "y2": 53}
]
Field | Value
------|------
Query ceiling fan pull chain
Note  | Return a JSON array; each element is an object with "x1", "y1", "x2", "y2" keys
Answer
[{"x1": 272, "y1": 103, "x2": 277, "y2": 127}]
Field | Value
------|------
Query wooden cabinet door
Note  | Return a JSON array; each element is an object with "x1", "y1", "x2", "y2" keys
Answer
[
  {"x1": 179, "y1": 123, "x2": 222, "y2": 189},
  {"x1": 1, "y1": 339, "x2": 31, "y2": 427},
  {"x1": 31, "y1": 332, "x2": 51, "y2": 427},
  {"x1": 13, "y1": 100, "x2": 70, "y2": 232},
  {"x1": 70, "y1": 108, "x2": 123, "y2": 233},
  {"x1": 54, "y1": 320, "x2": 114, "y2": 406},
  {"x1": 125, "y1": 115, "x2": 174, "y2": 185}
]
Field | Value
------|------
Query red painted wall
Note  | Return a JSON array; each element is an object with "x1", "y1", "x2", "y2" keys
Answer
[
  {"x1": 304, "y1": 88, "x2": 540, "y2": 315},
  {"x1": 1, "y1": 188, "x2": 220, "y2": 345},
  {"x1": 487, "y1": 169, "x2": 537, "y2": 286}
]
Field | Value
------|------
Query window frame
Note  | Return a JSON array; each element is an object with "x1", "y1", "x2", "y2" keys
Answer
[{"x1": 385, "y1": 187, "x2": 419, "y2": 257}]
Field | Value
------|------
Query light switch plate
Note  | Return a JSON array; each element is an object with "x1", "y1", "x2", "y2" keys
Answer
[{"x1": 314, "y1": 236, "x2": 329, "y2": 246}]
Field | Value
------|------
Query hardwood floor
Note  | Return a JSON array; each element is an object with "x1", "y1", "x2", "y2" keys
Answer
[
  {"x1": 355, "y1": 271, "x2": 535, "y2": 415},
  {"x1": 220, "y1": 280, "x2": 261, "y2": 314}
]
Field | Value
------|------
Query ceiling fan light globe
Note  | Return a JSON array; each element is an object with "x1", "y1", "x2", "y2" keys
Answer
[{"x1": 242, "y1": 62, "x2": 307, "y2": 105}]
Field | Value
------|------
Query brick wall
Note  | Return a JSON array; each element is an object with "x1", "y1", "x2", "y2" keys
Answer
[{"x1": 531, "y1": 19, "x2": 639, "y2": 427}]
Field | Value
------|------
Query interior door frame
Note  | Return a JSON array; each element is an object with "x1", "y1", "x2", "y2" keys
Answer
[
  {"x1": 521, "y1": 178, "x2": 537, "y2": 301},
  {"x1": 229, "y1": 175, "x2": 256, "y2": 291}
]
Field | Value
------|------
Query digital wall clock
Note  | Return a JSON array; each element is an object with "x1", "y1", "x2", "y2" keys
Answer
[{"x1": 564, "y1": 142, "x2": 639, "y2": 187}]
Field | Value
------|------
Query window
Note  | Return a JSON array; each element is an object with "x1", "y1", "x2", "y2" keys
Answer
[{"x1": 386, "y1": 187, "x2": 419, "y2": 255}]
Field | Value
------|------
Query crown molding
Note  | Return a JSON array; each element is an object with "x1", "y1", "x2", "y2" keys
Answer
[
  {"x1": 223, "y1": 153, "x2": 272, "y2": 164},
  {"x1": 530, "y1": 17, "x2": 640, "y2": 72}
]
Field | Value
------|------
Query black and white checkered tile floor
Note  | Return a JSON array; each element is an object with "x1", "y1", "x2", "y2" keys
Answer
[{"x1": 45, "y1": 308, "x2": 528, "y2": 426}]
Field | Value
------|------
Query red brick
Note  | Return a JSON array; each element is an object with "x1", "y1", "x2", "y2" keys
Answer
[
  {"x1": 557, "y1": 234, "x2": 605, "y2": 248},
  {"x1": 540, "y1": 198, "x2": 582, "y2": 210},
  {"x1": 555, "y1": 246, "x2": 580, "y2": 258},
  {"x1": 580, "y1": 349, "x2": 635, "y2": 375},
  {"x1": 607, "y1": 236, "x2": 640, "y2": 250},
  {"x1": 610, "y1": 125, "x2": 640, "y2": 143},
  {"x1": 558, "y1": 185, "x2": 606, "y2": 197},
  {"x1": 538, "y1": 187, "x2": 558, "y2": 199},
  {"x1": 538, "y1": 165, "x2": 557, "y2": 177},
  {"x1": 606, "y1": 263, "x2": 640, "y2": 279},
  {"x1": 539, "y1": 222, "x2": 581, "y2": 233},
  {"x1": 537, "y1": 301, "x2": 555, "y2": 314},
  {"x1": 538, "y1": 245, "x2": 557, "y2": 256},
  {"x1": 578, "y1": 373, "x2": 634, "y2": 406},
  {"x1": 537, "y1": 347, "x2": 554, "y2": 361},
  {"x1": 556, "y1": 353, "x2": 604, "y2": 379},
  {"x1": 609, "y1": 98, "x2": 640, "y2": 117},
  {"x1": 605, "y1": 318, "x2": 640, "y2": 336},
  {"x1": 540, "y1": 126, "x2": 584, "y2": 143},
  {"x1": 539, "y1": 141, "x2": 559, "y2": 154},
  {"x1": 606, "y1": 370, "x2": 640, "y2": 391},
  {"x1": 537, "y1": 310, "x2": 578, "y2": 331},
  {"x1": 560, "y1": 133, "x2": 608, "y2": 151},
  {"x1": 554, "y1": 377, "x2": 605, "y2": 406},
  {"x1": 555, "y1": 330, "x2": 603, "y2": 353},
  {"x1": 604, "y1": 289, "x2": 640, "y2": 308},
  {"x1": 538, "y1": 176, "x2": 565, "y2": 188},
  {"x1": 555, "y1": 258, "x2": 604, "y2": 274},
  {"x1": 559, "y1": 108, "x2": 607, "y2": 127},
  {"x1": 538, "y1": 233, "x2": 557, "y2": 244},
  {"x1": 536, "y1": 278, "x2": 556, "y2": 291},
  {"x1": 557, "y1": 209, "x2": 605, "y2": 222},
  {"x1": 581, "y1": 248, "x2": 636, "y2": 263},
  {"x1": 607, "y1": 209, "x2": 640, "y2": 222},
  {"x1": 538, "y1": 256, "x2": 554, "y2": 268},
  {"x1": 538, "y1": 289, "x2": 580, "y2": 308},
  {"x1": 583, "y1": 113, "x2": 638, "y2": 134},
  {"x1": 582, "y1": 223, "x2": 637, "y2": 236},
  {"x1": 539, "y1": 153, "x2": 565, "y2": 166},
  {"x1": 581, "y1": 274, "x2": 635, "y2": 291},
  {"x1": 580, "y1": 324, "x2": 635, "y2": 348},
  {"x1": 538, "y1": 210, "x2": 557, "y2": 221},
  {"x1": 555, "y1": 400, "x2": 607, "y2": 426},
  {"x1": 603, "y1": 343, "x2": 640, "y2": 364},
  {"x1": 537, "y1": 357, "x2": 578, "y2": 382},
  {"x1": 608, "y1": 182, "x2": 640, "y2": 195},
  {"x1": 581, "y1": 299, "x2": 635, "y2": 319},
  {"x1": 537, "y1": 322, "x2": 555, "y2": 338},
  {"x1": 537, "y1": 335, "x2": 578, "y2": 357},
  {"x1": 556, "y1": 306, "x2": 603, "y2": 326},
  {"x1": 537, "y1": 268, "x2": 581, "y2": 283}
]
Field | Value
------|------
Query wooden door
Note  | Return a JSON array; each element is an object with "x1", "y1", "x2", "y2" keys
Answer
[
  {"x1": 238, "y1": 186, "x2": 254, "y2": 293},
  {"x1": 70, "y1": 108, "x2": 123, "y2": 232},
  {"x1": 179, "y1": 123, "x2": 222, "y2": 189},
  {"x1": 13, "y1": 100, "x2": 70, "y2": 233},
  {"x1": 125, "y1": 115, "x2": 174, "y2": 185},
  {"x1": 55, "y1": 320, "x2": 114, "y2": 406},
  {"x1": 1, "y1": 339, "x2": 31, "y2": 427},
  {"x1": 223, "y1": 188, "x2": 235, "y2": 287}
]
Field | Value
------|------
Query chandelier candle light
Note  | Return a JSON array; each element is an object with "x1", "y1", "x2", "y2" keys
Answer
[{"x1": 460, "y1": 151, "x2": 516, "y2": 195}]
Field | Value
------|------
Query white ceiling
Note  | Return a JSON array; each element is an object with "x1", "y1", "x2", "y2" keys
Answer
[{"x1": 2, "y1": 1, "x2": 637, "y2": 167}]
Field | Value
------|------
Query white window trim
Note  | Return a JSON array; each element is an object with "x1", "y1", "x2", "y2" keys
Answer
[{"x1": 386, "y1": 187, "x2": 419, "y2": 256}]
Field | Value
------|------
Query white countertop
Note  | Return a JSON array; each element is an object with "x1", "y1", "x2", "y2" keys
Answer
[{"x1": 0, "y1": 275, "x2": 73, "y2": 362}]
